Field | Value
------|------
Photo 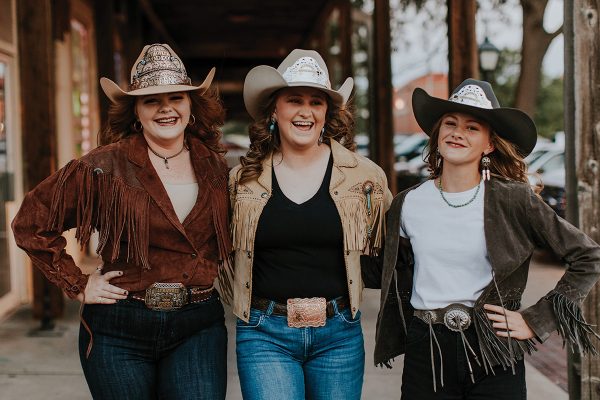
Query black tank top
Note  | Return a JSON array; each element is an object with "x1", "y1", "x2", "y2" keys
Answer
[{"x1": 252, "y1": 155, "x2": 347, "y2": 302}]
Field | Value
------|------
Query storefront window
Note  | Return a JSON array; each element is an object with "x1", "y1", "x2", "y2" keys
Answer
[
  {"x1": 71, "y1": 19, "x2": 91, "y2": 157},
  {"x1": 0, "y1": 60, "x2": 11, "y2": 296}
]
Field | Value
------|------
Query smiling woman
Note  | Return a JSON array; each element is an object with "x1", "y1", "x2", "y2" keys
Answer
[
  {"x1": 12, "y1": 44, "x2": 232, "y2": 400},
  {"x1": 364, "y1": 78, "x2": 600, "y2": 400},
  {"x1": 229, "y1": 49, "x2": 392, "y2": 400}
]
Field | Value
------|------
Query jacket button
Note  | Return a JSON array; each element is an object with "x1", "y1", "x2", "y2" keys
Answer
[
  {"x1": 245, "y1": 282, "x2": 250, "y2": 289},
  {"x1": 261, "y1": 192, "x2": 268, "y2": 198},
  {"x1": 243, "y1": 311, "x2": 248, "y2": 318},
  {"x1": 191, "y1": 253, "x2": 197, "y2": 259},
  {"x1": 334, "y1": 191, "x2": 338, "y2": 195},
  {"x1": 349, "y1": 279, "x2": 353, "y2": 284},
  {"x1": 183, "y1": 273, "x2": 189, "y2": 279},
  {"x1": 352, "y1": 307, "x2": 356, "y2": 312}
]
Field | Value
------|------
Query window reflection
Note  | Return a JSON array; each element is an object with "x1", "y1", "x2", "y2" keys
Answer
[
  {"x1": 0, "y1": 59, "x2": 11, "y2": 297},
  {"x1": 71, "y1": 20, "x2": 91, "y2": 157}
]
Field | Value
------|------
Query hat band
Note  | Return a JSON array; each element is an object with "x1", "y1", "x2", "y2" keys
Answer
[
  {"x1": 282, "y1": 56, "x2": 330, "y2": 88},
  {"x1": 448, "y1": 84, "x2": 493, "y2": 109},
  {"x1": 130, "y1": 70, "x2": 192, "y2": 90}
]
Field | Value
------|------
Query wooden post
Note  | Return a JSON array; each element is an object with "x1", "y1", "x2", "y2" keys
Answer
[
  {"x1": 93, "y1": 0, "x2": 116, "y2": 132},
  {"x1": 339, "y1": 0, "x2": 353, "y2": 81},
  {"x1": 371, "y1": 0, "x2": 396, "y2": 193},
  {"x1": 563, "y1": 1, "x2": 582, "y2": 399},
  {"x1": 447, "y1": 0, "x2": 478, "y2": 91},
  {"x1": 573, "y1": 1, "x2": 600, "y2": 398},
  {"x1": 16, "y1": 0, "x2": 64, "y2": 321}
]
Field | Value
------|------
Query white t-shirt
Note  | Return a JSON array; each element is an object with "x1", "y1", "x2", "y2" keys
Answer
[{"x1": 401, "y1": 179, "x2": 492, "y2": 309}]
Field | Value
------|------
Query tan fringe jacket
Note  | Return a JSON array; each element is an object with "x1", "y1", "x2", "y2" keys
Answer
[{"x1": 229, "y1": 140, "x2": 393, "y2": 322}]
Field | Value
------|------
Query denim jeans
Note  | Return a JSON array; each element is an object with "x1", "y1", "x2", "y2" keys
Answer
[
  {"x1": 401, "y1": 317, "x2": 527, "y2": 400},
  {"x1": 78, "y1": 293, "x2": 227, "y2": 400},
  {"x1": 236, "y1": 300, "x2": 365, "y2": 400}
]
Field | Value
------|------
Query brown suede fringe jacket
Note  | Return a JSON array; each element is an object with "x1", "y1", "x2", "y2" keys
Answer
[
  {"x1": 12, "y1": 134, "x2": 233, "y2": 301},
  {"x1": 362, "y1": 178, "x2": 600, "y2": 372}
]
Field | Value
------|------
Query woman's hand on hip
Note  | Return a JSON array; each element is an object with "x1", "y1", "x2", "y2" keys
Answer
[
  {"x1": 484, "y1": 304, "x2": 535, "y2": 340},
  {"x1": 76, "y1": 265, "x2": 128, "y2": 304}
]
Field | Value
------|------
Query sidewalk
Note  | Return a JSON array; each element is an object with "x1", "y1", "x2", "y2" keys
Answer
[{"x1": 0, "y1": 289, "x2": 567, "y2": 400}]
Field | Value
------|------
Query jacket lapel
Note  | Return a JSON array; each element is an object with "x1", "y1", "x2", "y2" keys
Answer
[
  {"x1": 181, "y1": 137, "x2": 211, "y2": 226},
  {"x1": 257, "y1": 152, "x2": 273, "y2": 194},
  {"x1": 129, "y1": 134, "x2": 189, "y2": 238},
  {"x1": 329, "y1": 140, "x2": 358, "y2": 191}
]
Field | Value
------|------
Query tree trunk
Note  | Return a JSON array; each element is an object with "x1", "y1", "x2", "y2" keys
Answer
[
  {"x1": 16, "y1": 0, "x2": 64, "y2": 320},
  {"x1": 514, "y1": 0, "x2": 562, "y2": 117},
  {"x1": 573, "y1": 0, "x2": 600, "y2": 399},
  {"x1": 447, "y1": 0, "x2": 478, "y2": 91},
  {"x1": 371, "y1": 0, "x2": 396, "y2": 193}
]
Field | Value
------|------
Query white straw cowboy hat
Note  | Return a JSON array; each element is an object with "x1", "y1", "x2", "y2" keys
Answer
[
  {"x1": 243, "y1": 49, "x2": 354, "y2": 120},
  {"x1": 412, "y1": 78, "x2": 537, "y2": 156},
  {"x1": 100, "y1": 43, "x2": 215, "y2": 103}
]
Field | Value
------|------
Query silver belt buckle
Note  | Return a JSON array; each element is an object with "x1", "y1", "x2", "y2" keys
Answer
[
  {"x1": 145, "y1": 282, "x2": 188, "y2": 311},
  {"x1": 443, "y1": 305, "x2": 472, "y2": 331}
]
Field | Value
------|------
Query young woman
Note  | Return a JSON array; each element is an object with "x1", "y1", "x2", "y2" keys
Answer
[
  {"x1": 363, "y1": 79, "x2": 600, "y2": 399},
  {"x1": 229, "y1": 49, "x2": 392, "y2": 399},
  {"x1": 12, "y1": 44, "x2": 232, "y2": 399}
]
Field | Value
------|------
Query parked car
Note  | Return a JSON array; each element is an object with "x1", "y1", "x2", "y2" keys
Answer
[
  {"x1": 525, "y1": 147, "x2": 566, "y2": 217},
  {"x1": 539, "y1": 167, "x2": 566, "y2": 218},
  {"x1": 394, "y1": 133, "x2": 428, "y2": 163}
]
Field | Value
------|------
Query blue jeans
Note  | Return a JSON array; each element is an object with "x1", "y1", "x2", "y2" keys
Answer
[
  {"x1": 236, "y1": 300, "x2": 365, "y2": 400},
  {"x1": 78, "y1": 293, "x2": 227, "y2": 400}
]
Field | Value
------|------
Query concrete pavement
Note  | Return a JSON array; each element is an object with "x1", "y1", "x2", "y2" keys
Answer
[{"x1": 0, "y1": 256, "x2": 568, "y2": 399}]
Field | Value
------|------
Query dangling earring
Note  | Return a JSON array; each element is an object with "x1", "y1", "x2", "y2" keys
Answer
[
  {"x1": 188, "y1": 114, "x2": 196, "y2": 126},
  {"x1": 132, "y1": 120, "x2": 143, "y2": 132},
  {"x1": 268, "y1": 117, "x2": 276, "y2": 134},
  {"x1": 318, "y1": 127, "x2": 325, "y2": 145},
  {"x1": 481, "y1": 155, "x2": 491, "y2": 181}
]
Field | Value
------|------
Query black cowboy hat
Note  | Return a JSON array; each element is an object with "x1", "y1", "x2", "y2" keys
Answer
[{"x1": 412, "y1": 78, "x2": 537, "y2": 156}]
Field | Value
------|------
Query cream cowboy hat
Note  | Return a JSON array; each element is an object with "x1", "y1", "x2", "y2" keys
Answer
[
  {"x1": 100, "y1": 43, "x2": 215, "y2": 103},
  {"x1": 412, "y1": 78, "x2": 537, "y2": 156},
  {"x1": 243, "y1": 49, "x2": 354, "y2": 120}
]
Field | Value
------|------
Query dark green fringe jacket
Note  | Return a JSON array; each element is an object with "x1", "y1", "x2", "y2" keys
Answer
[{"x1": 362, "y1": 178, "x2": 600, "y2": 371}]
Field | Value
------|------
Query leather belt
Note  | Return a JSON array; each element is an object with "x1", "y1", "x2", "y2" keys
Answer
[
  {"x1": 251, "y1": 296, "x2": 349, "y2": 319},
  {"x1": 414, "y1": 303, "x2": 473, "y2": 331},
  {"x1": 129, "y1": 283, "x2": 214, "y2": 311}
]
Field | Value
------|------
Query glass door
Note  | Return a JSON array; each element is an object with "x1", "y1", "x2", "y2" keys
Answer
[{"x1": 0, "y1": 56, "x2": 13, "y2": 299}]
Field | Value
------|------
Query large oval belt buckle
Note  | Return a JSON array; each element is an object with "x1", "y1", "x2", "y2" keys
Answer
[{"x1": 443, "y1": 306, "x2": 471, "y2": 332}]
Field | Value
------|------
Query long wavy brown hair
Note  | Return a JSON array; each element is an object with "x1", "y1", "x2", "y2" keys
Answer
[
  {"x1": 237, "y1": 91, "x2": 356, "y2": 184},
  {"x1": 98, "y1": 88, "x2": 225, "y2": 153},
  {"x1": 424, "y1": 116, "x2": 529, "y2": 184}
]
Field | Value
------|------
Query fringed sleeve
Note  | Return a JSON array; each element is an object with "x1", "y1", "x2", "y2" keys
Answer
[
  {"x1": 11, "y1": 158, "x2": 151, "y2": 299},
  {"x1": 520, "y1": 186, "x2": 600, "y2": 354},
  {"x1": 47, "y1": 159, "x2": 150, "y2": 269},
  {"x1": 546, "y1": 290, "x2": 600, "y2": 354}
]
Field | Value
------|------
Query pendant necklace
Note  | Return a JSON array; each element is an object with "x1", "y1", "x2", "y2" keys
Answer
[
  {"x1": 437, "y1": 178, "x2": 482, "y2": 208},
  {"x1": 148, "y1": 142, "x2": 187, "y2": 169}
]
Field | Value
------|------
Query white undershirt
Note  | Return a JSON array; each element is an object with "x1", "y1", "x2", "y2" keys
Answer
[
  {"x1": 400, "y1": 179, "x2": 492, "y2": 309},
  {"x1": 163, "y1": 182, "x2": 199, "y2": 223}
]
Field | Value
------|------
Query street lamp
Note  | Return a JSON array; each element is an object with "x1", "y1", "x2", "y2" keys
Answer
[{"x1": 478, "y1": 36, "x2": 500, "y2": 83}]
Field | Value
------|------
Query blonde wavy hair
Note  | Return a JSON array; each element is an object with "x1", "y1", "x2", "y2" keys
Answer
[
  {"x1": 237, "y1": 91, "x2": 356, "y2": 184},
  {"x1": 98, "y1": 88, "x2": 226, "y2": 153}
]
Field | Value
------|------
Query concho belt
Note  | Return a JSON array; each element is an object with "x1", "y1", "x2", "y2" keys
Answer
[
  {"x1": 413, "y1": 303, "x2": 481, "y2": 392},
  {"x1": 414, "y1": 303, "x2": 472, "y2": 331}
]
